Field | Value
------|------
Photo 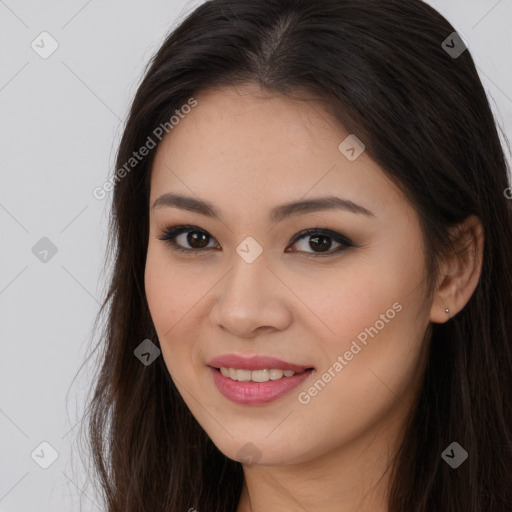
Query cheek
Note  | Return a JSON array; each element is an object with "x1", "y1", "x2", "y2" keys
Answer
[
  {"x1": 292, "y1": 301, "x2": 425, "y2": 457},
  {"x1": 295, "y1": 264, "x2": 406, "y2": 350},
  {"x1": 144, "y1": 244, "x2": 197, "y2": 328},
  {"x1": 144, "y1": 244, "x2": 213, "y2": 378},
  {"x1": 144, "y1": 247, "x2": 191, "y2": 361},
  {"x1": 301, "y1": 244, "x2": 427, "y2": 390},
  {"x1": 145, "y1": 247, "x2": 176, "y2": 328}
]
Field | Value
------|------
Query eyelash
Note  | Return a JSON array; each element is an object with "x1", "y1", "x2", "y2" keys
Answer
[{"x1": 156, "y1": 224, "x2": 355, "y2": 257}]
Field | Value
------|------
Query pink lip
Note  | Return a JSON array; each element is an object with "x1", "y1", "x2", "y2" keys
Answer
[
  {"x1": 207, "y1": 354, "x2": 313, "y2": 373},
  {"x1": 209, "y1": 367, "x2": 314, "y2": 405}
]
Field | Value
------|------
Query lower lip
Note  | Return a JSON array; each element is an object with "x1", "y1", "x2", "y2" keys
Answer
[{"x1": 209, "y1": 367, "x2": 314, "y2": 405}]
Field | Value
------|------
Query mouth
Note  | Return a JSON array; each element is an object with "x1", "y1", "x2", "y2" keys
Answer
[
  {"x1": 206, "y1": 354, "x2": 315, "y2": 404},
  {"x1": 208, "y1": 365, "x2": 315, "y2": 405}
]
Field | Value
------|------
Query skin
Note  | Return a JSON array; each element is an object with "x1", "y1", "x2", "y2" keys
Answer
[{"x1": 144, "y1": 83, "x2": 484, "y2": 512}]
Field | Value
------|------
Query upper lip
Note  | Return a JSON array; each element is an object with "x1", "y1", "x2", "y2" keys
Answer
[{"x1": 207, "y1": 354, "x2": 314, "y2": 373}]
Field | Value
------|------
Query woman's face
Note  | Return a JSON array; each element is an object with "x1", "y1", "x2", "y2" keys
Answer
[{"x1": 145, "y1": 83, "x2": 433, "y2": 467}]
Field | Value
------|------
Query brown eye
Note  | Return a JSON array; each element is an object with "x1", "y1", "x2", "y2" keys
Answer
[
  {"x1": 307, "y1": 234, "x2": 332, "y2": 252},
  {"x1": 286, "y1": 228, "x2": 353, "y2": 256},
  {"x1": 157, "y1": 225, "x2": 219, "y2": 254},
  {"x1": 185, "y1": 230, "x2": 210, "y2": 249}
]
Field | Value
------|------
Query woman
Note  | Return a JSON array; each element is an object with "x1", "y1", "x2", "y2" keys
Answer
[{"x1": 83, "y1": 0, "x2": 512, "y2": 510}]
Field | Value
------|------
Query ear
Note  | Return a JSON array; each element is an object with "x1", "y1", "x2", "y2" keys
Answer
[{"x1": 430, "y1": 215, "x2": 484, "y2": 323}]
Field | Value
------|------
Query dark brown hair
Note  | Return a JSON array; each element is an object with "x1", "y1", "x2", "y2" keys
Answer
[{"x1": 81, "y1": 0, "x2": 512, "y2": 510}]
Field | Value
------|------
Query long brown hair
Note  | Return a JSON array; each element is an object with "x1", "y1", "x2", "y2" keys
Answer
[{"x1": 81, "y1": 0, "x2": 512, "y2": 510}]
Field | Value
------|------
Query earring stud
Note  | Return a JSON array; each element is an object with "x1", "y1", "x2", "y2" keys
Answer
[{"x1": 445, "y1": 307, "x2": 450, "y2": 315}]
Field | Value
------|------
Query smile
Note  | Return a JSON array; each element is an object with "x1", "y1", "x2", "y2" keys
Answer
[{"x1": 210, "y1": 367, "x2": 314, "y2": 405}]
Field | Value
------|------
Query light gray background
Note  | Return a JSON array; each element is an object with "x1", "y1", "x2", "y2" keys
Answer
[{"x1": 1, "y1": 1, "x2": 511, "y2": 511}]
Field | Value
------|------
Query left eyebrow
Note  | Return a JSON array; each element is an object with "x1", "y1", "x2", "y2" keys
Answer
[
  {"x1": 269, "y1": 196, "x2": 375, "y2": 223},
  {"x1": 151, "y1": 193, "x2": 375, "y2": 222}
]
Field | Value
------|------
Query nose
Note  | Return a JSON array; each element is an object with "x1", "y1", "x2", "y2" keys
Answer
[{"x1": 209, "y1": 252, "x2": 292, "y2": 338}]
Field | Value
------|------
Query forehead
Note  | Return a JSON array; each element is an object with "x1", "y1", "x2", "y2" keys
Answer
[{"x1": 149, "y1": 84, "x2": 403, "y2": 218}]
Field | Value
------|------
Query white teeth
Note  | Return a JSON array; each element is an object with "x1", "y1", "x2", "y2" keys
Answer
[
  {"x1": 270, "y1": 369, "x2": 284, "y2": 380},
  {"x1": 251, "y1": 369, "x2": 270, "y2": 382},
  {"x1": 236, "y1": 369, "x2": 252, "y2": 382},
  {"x1": 219, "y1": 367, "x2": 298, "y2": 382}
]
